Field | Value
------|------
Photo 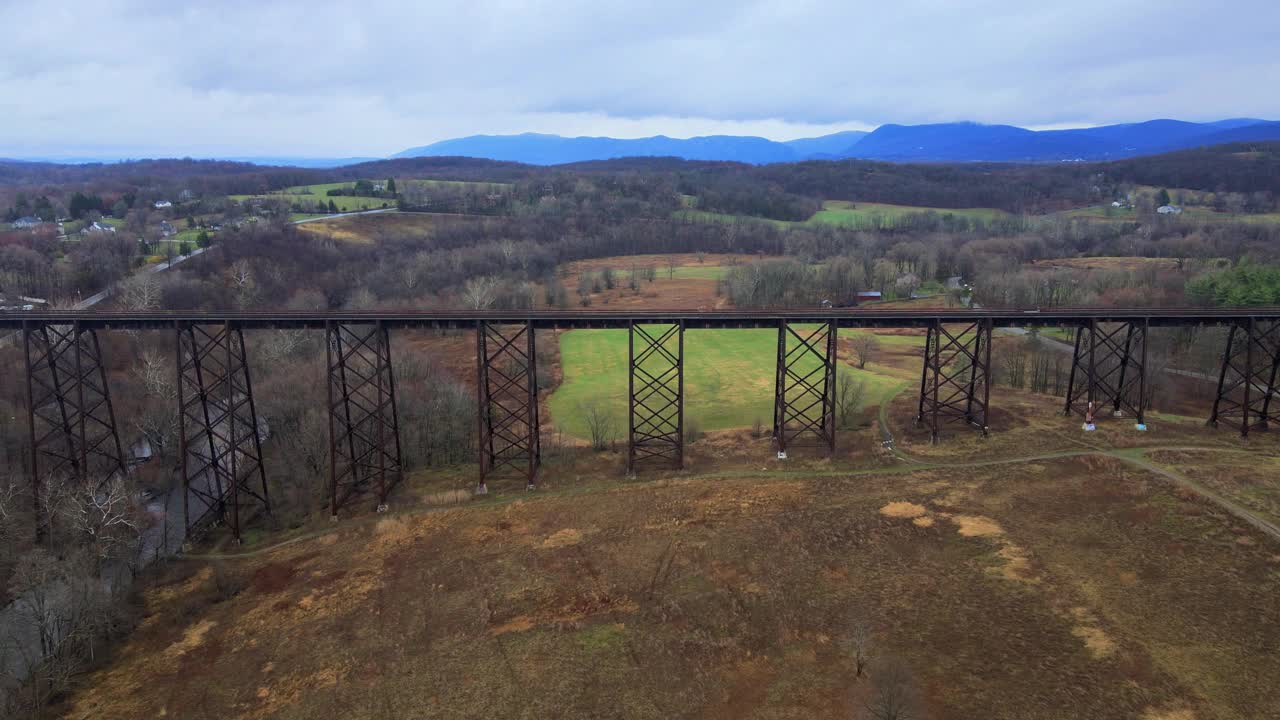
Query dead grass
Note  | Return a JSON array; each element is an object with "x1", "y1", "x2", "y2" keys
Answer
[{"x1": 57, "y1": 396, "x2": 1280, "y2": 720}]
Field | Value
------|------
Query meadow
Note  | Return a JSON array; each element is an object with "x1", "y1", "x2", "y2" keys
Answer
[
  {"x1": 548, "y1": 327, "x2": 903, "y2": 440},
  {"x1": 675, "y1": 200, "x2": 1012, "y2": 229}
]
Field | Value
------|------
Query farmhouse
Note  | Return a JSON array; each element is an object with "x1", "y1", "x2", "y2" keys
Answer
[
  {"x1": 1157, "y1": 204, "x2": 1183, "y2": 215},
  {"x1": 12, "y1": 216, "x2": 43, "y2": 228},
  {"x1": 154, "y1": 200, "x2": 173, "y2": 209},
  {"x1": 159, "y1": 221, "x2": 176, "y2": 237},
  {"x1": 87, "y1": 221, "x2": 116, "y2": 233}
]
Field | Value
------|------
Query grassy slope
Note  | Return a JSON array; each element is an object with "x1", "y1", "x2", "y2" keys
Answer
[
  {"x1": 62, "y1": 421, "x2": 1280, "y2": 719},
  {"x1": 548, "y1": 328, "x2": 901, "y2": 440}
]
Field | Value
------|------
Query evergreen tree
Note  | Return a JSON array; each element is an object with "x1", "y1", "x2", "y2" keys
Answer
[
  {"x1": 386, "y1": 177, "x2": 397, "y2": 196},
  {"x1": 1157, "y1": 188, "x2": 1171, "y2": 206}
]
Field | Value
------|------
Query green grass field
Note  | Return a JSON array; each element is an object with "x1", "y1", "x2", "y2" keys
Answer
[
  {"x1": 809, "y1": 200, "x2": 1009, "y2": 228},
  {"x1": 675, "y1": 200, "x2": 1011, "y2": 230},
  {"x1": 231, "y1": 178, "x2": 511, "y2": 213},
  {"x1": 667, "y1": 265, "x2": 730, "y2": 279},
  {"x1": 548, "y1": 328, "x2": 900, "y2": 440},
  {"x1": 230, "y1": 192, "x2": 390, "y2": 213}
]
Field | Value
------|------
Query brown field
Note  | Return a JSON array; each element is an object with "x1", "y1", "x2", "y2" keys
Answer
[
  {"x1": 559, "y1": 252, "x2": 761, "y2": 276},
  {"x1": 55, "y1": 382, "x2": 1280, "y2": 720},
  {"x1": 295, "y1": 211, "x2": 467, "y2": 243},
  {"x1": 59, "y1": 398, "x2": 1280, "y2": 720},
  {"x1": 551, "y1": 253, "x2": 754, "y2": 311},
  {"x1": 1028, "y1": 257, "x2": 1184, "y2": 273}
]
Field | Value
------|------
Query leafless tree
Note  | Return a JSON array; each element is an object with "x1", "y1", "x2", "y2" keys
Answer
[
  {"x1": 863, "y1": 657, "x2": 922, "y2": 720},
  {"x1": 463, "y1": 275, "x2": 500, "y2": 310},
  {"x1": 667, "y1": 256, "x2": 678, "y2": 279},
  {"x1": 846, "y1": 615, "x2": 874, "y2": 678},
  {"x1": 131, "y1": 349, "x2": 178, "y2": 462},
  {"x1": 229, "y1": 258, "x2": 257, "y2": 308},
  {"x1": 132, "y1": 349, "x2": 173, "y2": 398},
  {"x1": 580, "y1": 402, "x2": 615, "y2": 452},
  {"x1": 64, "y1": 477, "x2": 142, "y2": 564},
  {"x1": 3, "y1": 549, "x2": 102, "y2": 714},
  {"x1": 836, "y1": 375, "x2": 868, "y2": 429},
  {"x1": 852, "y1": 335, "x2": 881, "y2": 369},
  {"x1": 0, "y1": 475, "x2": 21, "y2": 552},
  {"x1": 117, "y1": 273, "x2": 161, "y2": 311}
]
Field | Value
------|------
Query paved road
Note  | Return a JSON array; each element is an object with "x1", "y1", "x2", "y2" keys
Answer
[{"x1": 291, "y1": 207, "x2": 395, "y2": 224}]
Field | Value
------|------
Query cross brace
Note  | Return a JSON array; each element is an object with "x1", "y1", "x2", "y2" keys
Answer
[
  {"x1": 327, "y1": 322, "x2": 403, "y2": 516},
  {"x1": 916, "y1": 319, "x2": 993, "y2": 442},
  {"x1": 477, "y1": 321, "x2": 540, "y2": 488},
  {"x1": 1208, "y1": 318, "x2": 1280, "y2": 437},
  {"x1": 176, "y1": 322, "x2": 270, "y2": 542},
  {"x1": 774, "y1": 320, "x2": 836, "y2": 455},
  {"x1": 629, "y1": 322, "x2": 684, "y2": 471},
  {"x1": 1064, "y1": 319, "x2": 1148, "y2": 424},
  {"x1": 23, "y1": 321, "x2": 127, "y2": 539}
]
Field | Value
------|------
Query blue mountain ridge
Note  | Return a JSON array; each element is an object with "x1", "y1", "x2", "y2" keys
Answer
[{"x1": 395, "y1": 120, "x2": 1280, "y2": 165}]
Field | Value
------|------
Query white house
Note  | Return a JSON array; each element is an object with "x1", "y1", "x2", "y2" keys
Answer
[
  {"x1": 12, "y1": 216, "x2": 43, "y2": 228},
  {"x1": 1156, "y1": 205, "x2": 1183, "y2": 215},
  {"x1": 154, "y1": 200, "x2": 173, "y2": 209}
]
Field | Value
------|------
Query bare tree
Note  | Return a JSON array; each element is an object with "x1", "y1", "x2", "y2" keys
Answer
[
  {"x1": 846, "y1": 616, "x2": 874, "y2": 678},
  {"x1": 580, "y1": 402, "x2": 615, "y2": 452},
  {"x1": 229, "y1": 258, "x2": 257, "y2": 308},
  {"x1": 4, "y1": 549, "x2": 102, "y2": 714},
  {"x1": 463, "y1": 275, "x2": 500, "y2": 310},
  {"x1": 864, "y1": 657, "x2": 922, "y2": 720},
  {"x1": 0, "y1": 475, "x2": 21, "y2": 552},
  {"x1": 117, "y1": 273, "x2": 161, "y2": 311},
  {"x1": 667, "y1": 256, "x2": 678, "y2": 279},
  {"x1": 852, "y1": 335, "x2": 881, "y2": 369},
  {"x1": 131, "y1": 350, "x2": 178, "y2": 462},
  {"x1": 836, "y1": 375, "x2": 868, "y2": 429},
  {"x1": 64, "y1": 477, "x2": 142, "y2": 564}
]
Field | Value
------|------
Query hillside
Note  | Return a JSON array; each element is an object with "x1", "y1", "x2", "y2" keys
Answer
[{"x1": 54, "y1": 393, "x2": 1280, "y2": 720}]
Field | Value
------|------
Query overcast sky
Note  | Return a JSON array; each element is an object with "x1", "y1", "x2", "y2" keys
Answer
[{"x1": 2, "y1": 0, "x2": 1277, "y2": 158}]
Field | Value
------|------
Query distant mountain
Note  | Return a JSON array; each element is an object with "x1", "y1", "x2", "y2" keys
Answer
[
  {"x1": 395, "y1": 119, "x2": 1280, "y2": 165},
  {"x1": 0, "y1": 155, "x2": 379, "y2": 168},
  {"x1": 781, "y1": 131, "x2": 870, "y2": 158},
  {"x1": 846, "y1": 119, "x2": 1280, "y2": 162},
  {"x1": 393, "y1": 133, "x2": 806, "y2": 165},
  {"x1": 219, "y1": 156, "x2": 382, "y2": 168}
]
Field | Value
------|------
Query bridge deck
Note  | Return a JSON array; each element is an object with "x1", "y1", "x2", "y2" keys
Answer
[{"x1": 4, "y1": 307, "x2": 1280, "y2": 330}]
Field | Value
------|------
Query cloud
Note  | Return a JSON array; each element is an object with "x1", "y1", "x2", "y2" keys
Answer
[{"x1": 1, "y1": 0, "x2": 1277, "y2": 157}]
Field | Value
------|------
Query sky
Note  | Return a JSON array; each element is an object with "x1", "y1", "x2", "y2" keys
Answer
[{"x1": 1, "y1": 0, "x2": 1278, "y2": 158}]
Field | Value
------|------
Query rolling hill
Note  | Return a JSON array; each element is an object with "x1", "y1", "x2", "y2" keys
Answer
[{"x1": 395, "y1": 119, "x2": 1280, "y2": 165}]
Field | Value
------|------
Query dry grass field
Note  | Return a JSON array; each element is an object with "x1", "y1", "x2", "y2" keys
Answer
[{"x1": 54, "y1": 385, "x2": 1280, "y2": 720}]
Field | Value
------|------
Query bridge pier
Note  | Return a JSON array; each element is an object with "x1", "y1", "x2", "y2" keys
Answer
[
  {"x1": 1209, "y1": 318, "x2": 1280, "y2": 437},
  {"x1": 176, "y1": 322, "x2": 270, "y2": 543},
  {"x1": 1064, "y1": 319, "x2": 1148, "y2": 425},
  {"x1": 327, "y1": 321, "x2": 403, "y2": 516},
  {"x1": 23, "y1": 320, "x2": 128, "y2": 540},
  {"x1": 476, "y1": 320, "x2": 540, "y2": 490},
  {"x1": 629, "y1": 321, "x2": 684, "y2": 472},
  {"x1": 916, "y1": 318, "x2": 993, "y2": 442},
  {"x1": 774, "y1": 319, "x2": 837, "y2": 456}
]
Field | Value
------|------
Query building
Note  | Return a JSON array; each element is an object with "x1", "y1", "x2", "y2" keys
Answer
[
  {"x1": 1157, "y1": 205, "x2": 1183, "y2": 215},
  {"x1": 88, "y1": 221, "x2": 117, "y2": 233},
  {"x1": 159, "y1": 221, "x2": 176, "y2": 237},
  {"x1": 855, "y1": 291, "x2": 883, "y2": 302},
  {"x1": 154, "y1": 200, "x2": 173, "y2": 209},
  {"x1": 12, "y1": 216, "x2": 43, "y2": 228}
]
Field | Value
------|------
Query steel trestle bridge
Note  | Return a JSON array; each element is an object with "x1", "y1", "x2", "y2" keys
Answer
[{"x1": 6, "y1": 307, "x2": 1280, "y2": 542}]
